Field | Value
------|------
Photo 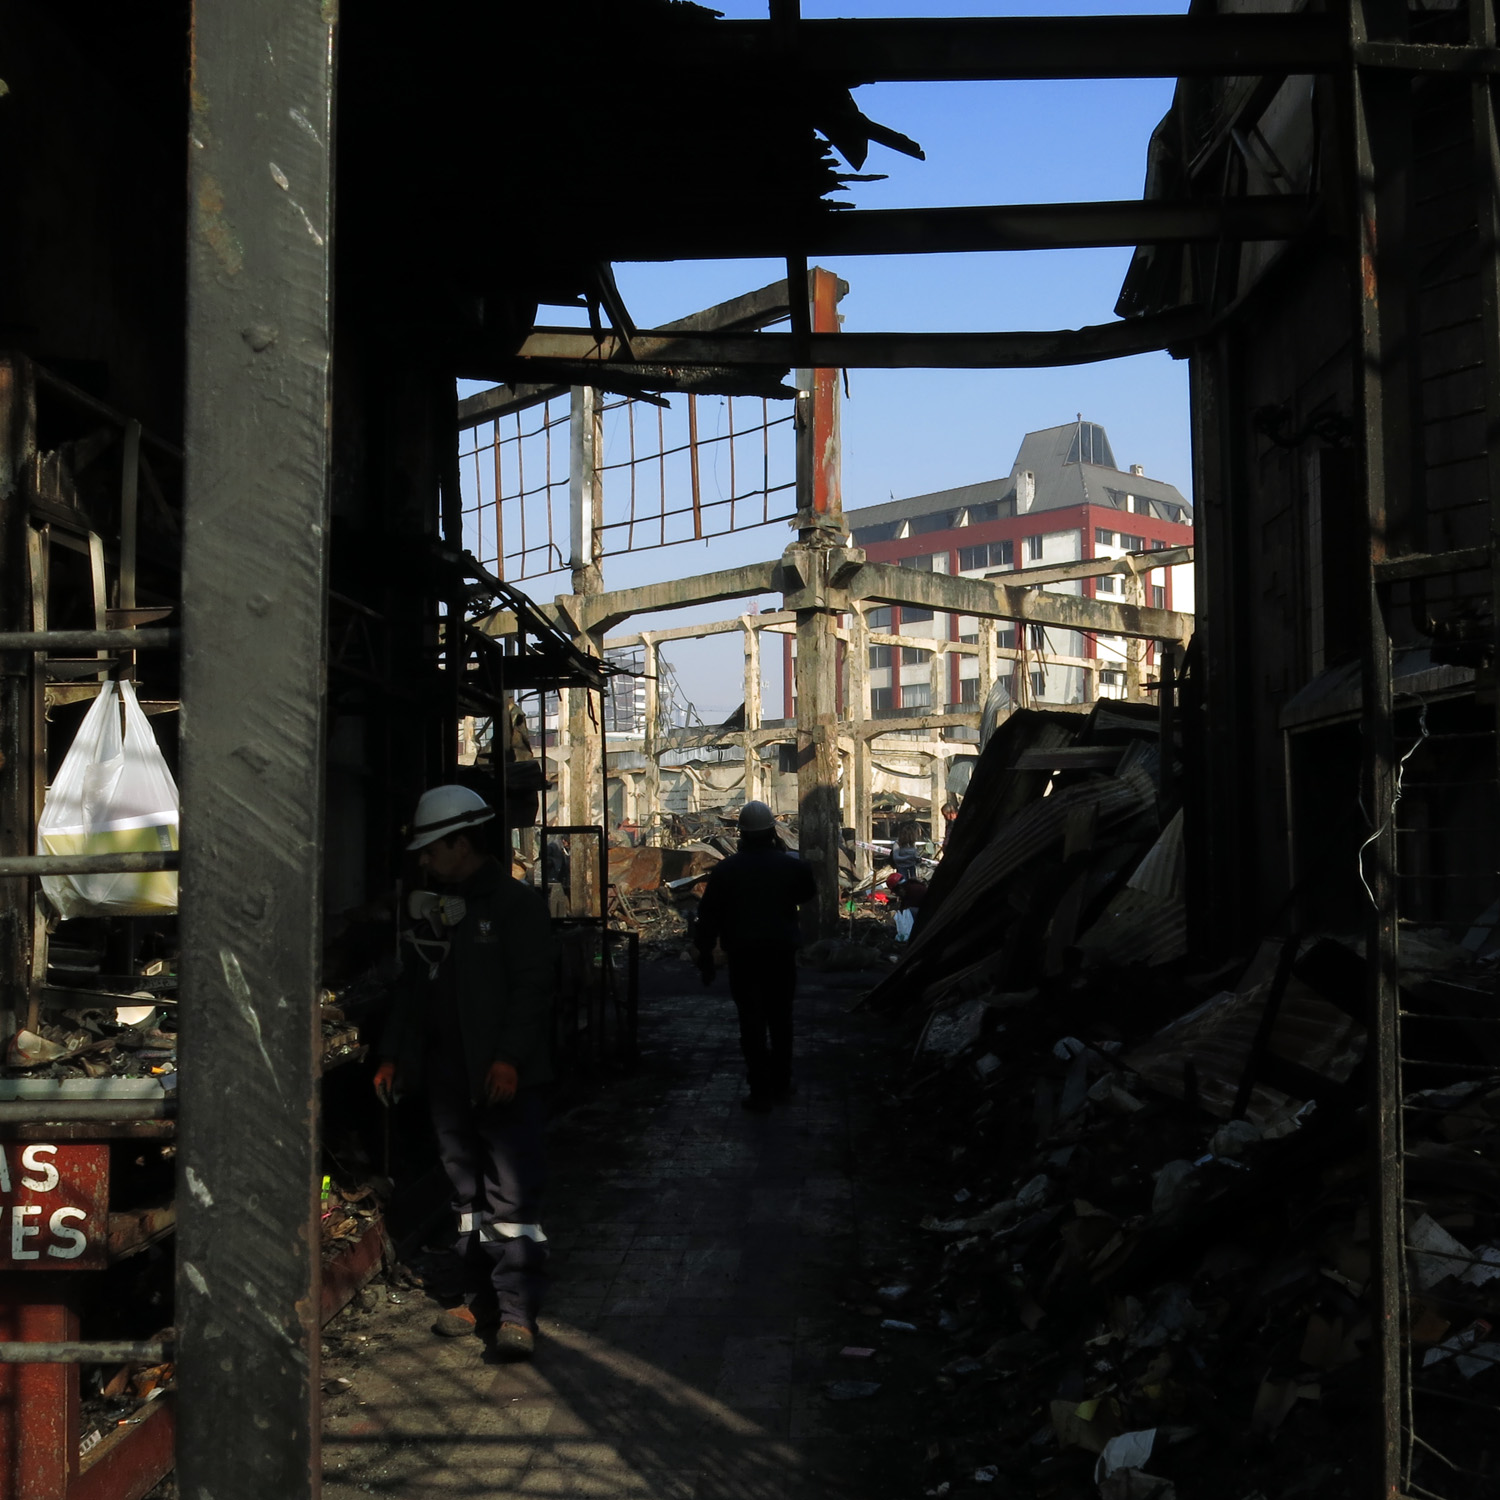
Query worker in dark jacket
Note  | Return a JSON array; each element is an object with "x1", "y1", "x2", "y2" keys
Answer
[
  {"x1": 694, "y1": 800, "x2": 817, "y2": 1113},
  {"x1": 374, "y1": 784, "x2": 559, "y2": 1360}
]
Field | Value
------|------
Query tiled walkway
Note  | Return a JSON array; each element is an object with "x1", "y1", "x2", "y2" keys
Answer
[{"x1": 321, "y1": 960, "x2": 899, "y2": 1499}]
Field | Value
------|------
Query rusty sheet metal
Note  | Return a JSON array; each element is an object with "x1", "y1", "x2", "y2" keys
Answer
[
  {"x1": 320, "y1": 1218, "x2": 389, "y2": 1327},
  {"x1": 0, "y1": 1143, "x2": 108, "y2": 1271},
  {"x1": 1124, "y1": 978, "x2": 1367, "y2": 1129},
  {"x1": 608, "y1": 845, "x2": 719, "y2": 894},
  {"x1": 71, "y1": 1391, "x2": 174, "y2": 1500},
  {"x1": 866, "y1": 760, "x2": 1157, "y2": 1009}
]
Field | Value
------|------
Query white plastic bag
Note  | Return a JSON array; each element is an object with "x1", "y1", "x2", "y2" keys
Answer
[
  {"x1": 37, "y1": 681, "x2": 179, "y2": 918},
  {"x1": 893, "y1": 908, "x2": 915, "y2": 942}
]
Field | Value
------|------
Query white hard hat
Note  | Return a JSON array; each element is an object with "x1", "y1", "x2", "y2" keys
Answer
[
  {"x1": 406, "y1": 785, "x2": 495, "y2": 851},
  {"x1": 738, "y1": 800, "x2": 774, "y2": 833}
]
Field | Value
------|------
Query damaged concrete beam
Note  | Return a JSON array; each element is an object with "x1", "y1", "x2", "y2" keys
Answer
[
  {"x1": 569, "y1": 560, "x2": 780, "y2": 636},
  {"x1": 850, "y1": 561, "x2": 1192, "y2": 643}
]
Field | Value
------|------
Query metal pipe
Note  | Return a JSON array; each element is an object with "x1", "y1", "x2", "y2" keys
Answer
[
  {"x1": 0, "y1": 1341, "x2": 170, "y2": 1365},
  {"x1": 0, "y1": 630, "x2": 177, "y2": 652},
  {"x1": 0, "y1": 853, "x2": 178, "y2": 877},
  {"x1": 0, "y1": 1100, "x2": 171, "y2": 1122}
]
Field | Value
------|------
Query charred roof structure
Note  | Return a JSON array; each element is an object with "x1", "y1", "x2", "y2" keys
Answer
[{"x1": 0, "y1": 2, "x2": 1496, "y2": 1497}]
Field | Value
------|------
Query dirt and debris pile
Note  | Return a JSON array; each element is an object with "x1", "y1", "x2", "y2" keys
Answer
[{"x1": 853, "y1": 704, "x2": 1499, "y2": 1500}]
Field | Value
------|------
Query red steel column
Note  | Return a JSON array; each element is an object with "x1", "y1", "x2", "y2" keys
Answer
[{"x1": 0, "y1": 1284, "x2": 79, "y2": 1500}]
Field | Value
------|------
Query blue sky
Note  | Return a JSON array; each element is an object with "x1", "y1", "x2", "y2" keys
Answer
[{"x1": 462, "y1": 0, "x2": 1192, "y2": 719}]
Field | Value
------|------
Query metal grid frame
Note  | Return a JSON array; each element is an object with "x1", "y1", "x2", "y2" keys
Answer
[{"x1": 458, "y1": 389, "x2": 795, "y2": 586}]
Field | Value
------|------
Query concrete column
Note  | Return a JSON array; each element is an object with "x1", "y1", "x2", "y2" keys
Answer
[
  {"x1": 1124, "y1": 566, "x2": 1145, "y2": 700},
  {"x1": 742, "y1": 617, "x2": 762, "y2": 803},
  {"x1": 790, "y1": 268, "x2": 845, "y2": 939},
  {"x1": 930, "y1": 753, "x2": 947, "y2": 840},
  {"x1": 846, "y1": 605, "x2": 872, "y2": 882},
  {"x1": 641, "y1": 632, "x2": 660, "y2": 844},
  {"x1": 978, "y1": 621, "x2": 997, "y2": 715},
  {"x1": 929, "y1": 642, "x2": 946, "y2": 715},
  {"x1": 567, "y1": 385, "x2": 604, "y2": 915}
]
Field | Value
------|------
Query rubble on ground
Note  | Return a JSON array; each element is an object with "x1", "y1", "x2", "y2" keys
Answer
[{"x1": 854, "y1": 704, "x2": 1499, "y2": 1500}]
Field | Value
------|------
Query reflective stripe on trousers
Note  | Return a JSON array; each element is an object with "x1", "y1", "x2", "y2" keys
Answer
[{"x1": 458, "y1": 1212, "x2": 547, "y2": 1243}]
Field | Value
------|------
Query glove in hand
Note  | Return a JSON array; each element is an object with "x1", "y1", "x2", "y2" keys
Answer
[
  {"x1": 373, "y1": 1062, "x2": 396, "y2": 1104},
  {"x1": 486, "y1": 1060, "x2": 519, "y2": 1104}
]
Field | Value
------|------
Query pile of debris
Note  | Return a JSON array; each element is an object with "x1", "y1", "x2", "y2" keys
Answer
[
  {"x1": 321, "y1": 1180, "x2": 383, "y2": 1265},
  {"x1": 5, "y1": 1005, "x2": 177, "y2": 1080},
  {"x1": 854, "y1": 706, "x2": 1499, "y2": 1499}
]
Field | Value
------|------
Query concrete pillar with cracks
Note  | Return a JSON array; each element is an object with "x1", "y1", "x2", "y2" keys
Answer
[
  {"x1": 741, "y1": 615, "x2": 762, "y2": 804},
  {"x1": 792, "y1": 268, "x2": 845, "y2": 939},
  {"x1": 568, "y1": 384, "x2": 604, "y2": 914},
  {"x1": 641, "y1": 632, "x2": 660, "y2": 844}
]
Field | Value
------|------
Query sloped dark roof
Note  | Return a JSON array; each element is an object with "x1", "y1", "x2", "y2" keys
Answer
[{"x1": 848, "y1": 420, "x2": 1191, "y2": 542}]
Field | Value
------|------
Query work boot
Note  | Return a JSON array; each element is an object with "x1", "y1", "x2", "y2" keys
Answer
[
  {"x1": 493, "y1": 1322, "x2": 536, "y2": 1362},
  {"x1": 432, "y1": 1305, "x2": 479, "y2": 1338},
  {"x1": 740, "y1": 1094, "x2": 773, "y2": 1114}
]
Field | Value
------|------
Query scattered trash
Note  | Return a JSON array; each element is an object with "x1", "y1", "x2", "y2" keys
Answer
[
  {"x1": 826, "y1": 1380, "x2": 882, "y2": 1401},
  {"x1": 1095, "y1": 1429, "x2": 1156, "y2": 1481}
]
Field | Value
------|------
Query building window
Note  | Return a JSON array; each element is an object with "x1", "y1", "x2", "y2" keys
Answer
[
  {"x1": 1029, "y1": 624, "x2": 1046, "y2": 650},
  {"x1": 990, "y1": 539, "x2": 1013, "y2": 568},
  {"x1": 1095, "y1": 528, "x2": 1115, "y2": 547},
  {"x1": 959, "y1": 631, "x2": 978, "y2": 645},
  {"x1": 867, "y1": 606, "x2": 892, "y2": 630},
  {"x1": 1151, "y1": 538, "x2": 1168, "y2": 550},
  {"x1": 997, "y1": 624, "x2": 1016, "y2": 650},
  {"x1": 1097, "y1": 575, "x2": 1117, "y2": 594},
  {"x1": 958, "y1": 544, "x2": 988, "y2": 572},
  {"x1": 900, "y1": 607, "x2": 933, "y2": 625},
  {"x1": 902, "y1": 683, "x2": 931, "y2": 708},
  {"x1": 1120, "y1": 533, "x2": 1145, "y2": 552},
  {"x1": 871, "y1": 686, "x2": 895, "y2": 711},
  {"x1": 900, "y1": 646, "x2": 930, "y2": 666},
  {"x1": 899, "y1": 552, "x2": 934, "y2": 571},
  {"x1": 868, "y1": 645, "x2": 892, "y2": 669},
  {"x1": 1030, "y1": 669, "x2": 1047, "y2": 698},
  {"x1": 1099, "y1": 669, "x2": 1124, "y2": 688},
  {"x1": 1152, "y1": 585, "x2": 1167, "y2": 609},
  {"x1": 1025, "y1": 535, "x2": 1043, "y2": 562},
  {"x1": 911, "y1": 511, "x2": 954, "y2": 534},
  {"x1": 958, "y1": 677, "x2": 979, "y2": 704}
]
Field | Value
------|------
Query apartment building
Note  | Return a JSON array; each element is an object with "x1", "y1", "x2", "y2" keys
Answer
[{"x1": 783, "y1": 418, "x2": 1194, "y2": 716}]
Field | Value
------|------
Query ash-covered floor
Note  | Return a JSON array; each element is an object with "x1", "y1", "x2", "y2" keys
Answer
[{"x1": 320, "y1": 957, "x2": 916, "y2": 1499}]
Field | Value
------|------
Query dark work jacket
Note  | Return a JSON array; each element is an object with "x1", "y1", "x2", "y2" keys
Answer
[
  {"x1": 380, "y1": 861, "x2": 559, "y2": 1104},
  {"x1": 695, "y1": 846, "x2": 817, "y2": 959}
]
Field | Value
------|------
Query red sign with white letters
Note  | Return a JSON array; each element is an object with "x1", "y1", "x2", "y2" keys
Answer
[{"x1": 0, "y1": 1142, "x2": 108, "y2": 1270}]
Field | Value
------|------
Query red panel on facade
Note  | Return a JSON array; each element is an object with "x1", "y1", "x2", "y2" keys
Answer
[{"x1": 0, "y1": 1146, "x2": 109, "y2": 1273}]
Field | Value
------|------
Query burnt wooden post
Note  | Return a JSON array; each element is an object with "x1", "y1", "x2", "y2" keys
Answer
[{"x1": 177, "y1": 2, "x2": 336, "y2": 1495}]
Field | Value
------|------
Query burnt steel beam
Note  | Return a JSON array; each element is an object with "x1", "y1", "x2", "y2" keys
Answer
[
  {"x1": 513, "y1": 307, "x2": 1208, "y2": 374},
  {"x1": 177, "y1": 2, "x2": 335, "y2": 1497},
  {"x1": 456, "y1": 271, "x2": 847, "y2": 428},
  {"x1": 703, "y1": 14, "x2": 1349, "y2": 80},
  {"x1": 613, "y1": 197, "x2": 1314, "y2": 263},
  {"x1": 697, "y1": 16, "x2": 1500, "y2": 80}
]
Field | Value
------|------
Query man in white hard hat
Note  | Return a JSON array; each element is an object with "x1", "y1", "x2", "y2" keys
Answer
[
  {"x1": 374, "y1": 784, "x2": 559, "y2": 1360},
  {"x1": 694, "y1": 800, "x2": 816, "y2": 1112}
]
